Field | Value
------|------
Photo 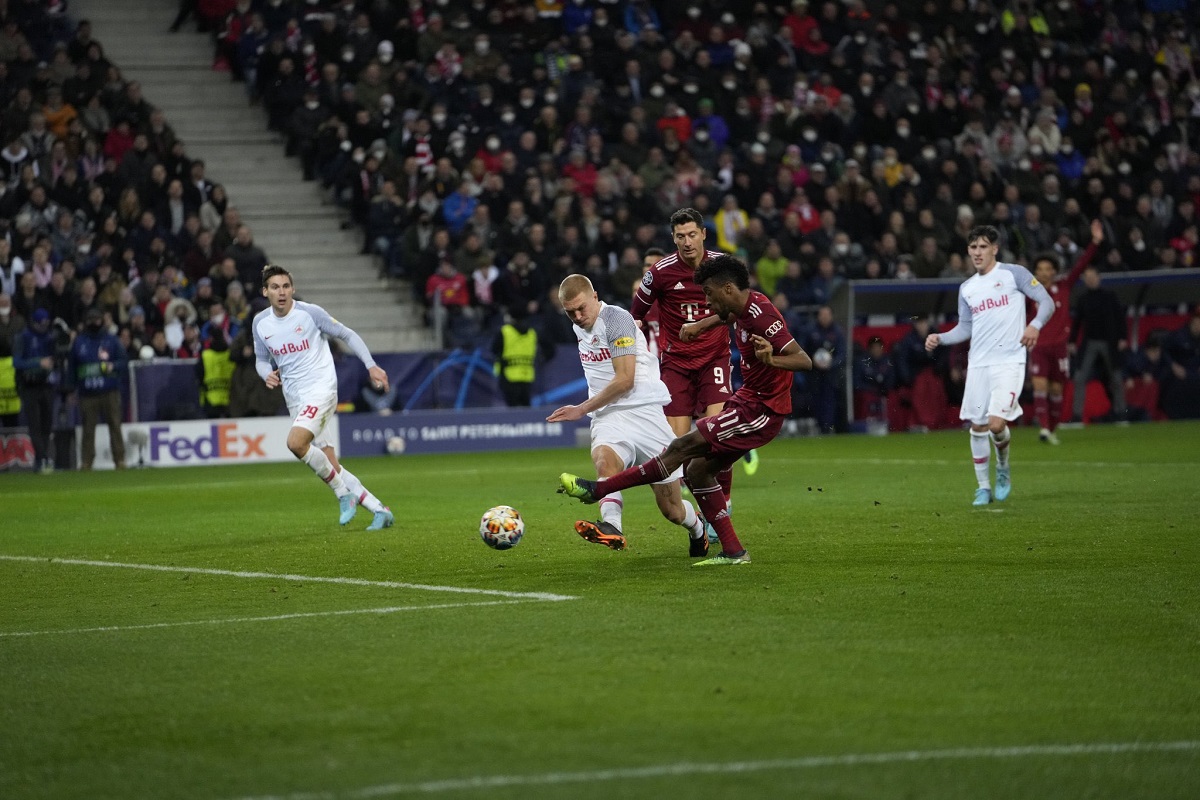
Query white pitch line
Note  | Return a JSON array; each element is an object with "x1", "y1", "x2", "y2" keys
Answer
[
  {"x1": 0, "y1": 600, "x2": 527, "y2": 638},
  {"x1": 230, "y1": 740, "x2": 1200, "y2": 800},
  {"x1": 768, "y1": 456, "x2": 1193, "y2": 469},
  {"x1": 0, "y1": 556, "x2": 578, "y2": 602}
]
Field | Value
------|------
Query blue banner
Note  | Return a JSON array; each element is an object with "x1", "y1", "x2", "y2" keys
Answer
[{"x1": 339, "y1": 408, "x2": 590, "y2": 457}]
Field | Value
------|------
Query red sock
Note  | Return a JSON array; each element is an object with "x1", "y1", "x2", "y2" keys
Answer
[
  {"x1": 1048, "y1": 393, "x2": 1063, "y2": 432},
  {"x1": 693, "y1": 484, "x2": 744, "y2": 555},
  {"x1": 596, "y1": 456, "x2": 670, "y2": 496},
  {"x1": 1033, "y1": 391, "x2": 1048, "y2": 428},
  {"x1": 717, "y1": 466, "x2": 733, "y2": 500}
]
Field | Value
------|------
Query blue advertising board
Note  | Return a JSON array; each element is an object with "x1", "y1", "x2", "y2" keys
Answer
[{"x1": 339, "y1": 408, "x2": 590, "y2": 457}]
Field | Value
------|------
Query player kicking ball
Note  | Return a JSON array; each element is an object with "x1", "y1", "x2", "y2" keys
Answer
[
  {"x1": 925, "y1": 226, "x2": 1054, "y2": 506},
  {"x1": 253, "y1": 264, "x2": 394, "y2": 529},
  {"x1": 558, "y1": 255, "x2": 812, "y2": 566}
]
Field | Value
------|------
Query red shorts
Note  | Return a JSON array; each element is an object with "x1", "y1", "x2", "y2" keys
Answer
[
  {"x1": 1029, "y1": 343, "x2": 1070, "y2": 384},
  {"x1": 661, "y1": 354, "x2": 733, "y2": 418},
  {"x1": 695, "y1": 394, "x2": 784, "y2": 468}
]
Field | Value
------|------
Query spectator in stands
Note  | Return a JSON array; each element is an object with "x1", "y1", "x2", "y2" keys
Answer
[
  {"x1": 1124, "y1": 331, "x2": 1169, "y2": 422},
  {"x1": 853, "y1": 336, "x2": 894, "y2": 427},
  {"x1": 224, "y1": 224, "x2": 268, "y2": 288},
  {"x1": 1070, "y1": 267, "x2": 1129, "y2": 424}
]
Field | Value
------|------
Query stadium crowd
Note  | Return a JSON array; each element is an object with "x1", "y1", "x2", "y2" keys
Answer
[{"x1": 2, "y1": 0, "x2": 1200, "y2": 446}]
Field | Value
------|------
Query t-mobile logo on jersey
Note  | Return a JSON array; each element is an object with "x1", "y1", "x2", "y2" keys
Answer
[
  {"x1": 680, "y1": 301, "x2": 706, "y2": 321},
  {"x1": 270, "y1": 339, "x2": 311, "y2": 357},
  {"x1": 969, "y1": 295, "x2": 1010, "y2": 315}
]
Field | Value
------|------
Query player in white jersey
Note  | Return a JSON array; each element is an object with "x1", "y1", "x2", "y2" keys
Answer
[
  {"x1": 546, "y1": 275, "x2": 709, "y2": 556},
  {"x1": 253, "y1": 265, "x2": 394, "y2": 529},
  {"x1": 926, "y1": 226, "x2": 1055, "y2": 506}
]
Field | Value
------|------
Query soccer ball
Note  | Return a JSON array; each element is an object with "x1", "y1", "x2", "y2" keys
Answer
[
  {"x1": 813, "y1": 348, "x2": 833, "y2": 369},
  {"x1": 479, "y1": 505, "x2": 525, "y2": 550},
  {"x1": 385, "y1": 435, "x2": 406, "y2": 455}
]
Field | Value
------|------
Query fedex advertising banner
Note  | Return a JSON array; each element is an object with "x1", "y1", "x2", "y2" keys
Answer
[
  {"x1": 339, "y1": 408, "x2": 588, "y2": 457},
  {"x1": 83, "y1": 417, "x2": 331, "y2": 469}
]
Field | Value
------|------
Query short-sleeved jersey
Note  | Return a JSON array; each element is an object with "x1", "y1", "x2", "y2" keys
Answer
[
  {"x1": 630, "y1": 249, "x2": 727, "y2": 368},
  {"x1": 947, "y1": 262, "x2": 1054, "y2": 367},
  {"x1": 574, "y1": 302, "x2": 670, "y2": 417},
  {"x1": 731, "y1": 290, "x2": 798, "y2": 415},
  {"x1": 252, "y1": 300, "x2": 343, "y2": 406},
  {"x1": 1032, "y1": 242, "x2": 1097, "y2": 348}
]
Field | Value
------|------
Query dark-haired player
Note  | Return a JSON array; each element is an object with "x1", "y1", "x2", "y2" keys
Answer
[
  {"x1": 253, "y1": 264, "x2": 394, "y2": 529},
  {"x1": 925, "y1": 227, "x2": 1055, "y2": 506},
  {"x1": 559, "y1": 255, "x2": 812, "y2": 566},
  {"x1": 1029, "y1": 219, "x2": 1103, "y2": 444}
]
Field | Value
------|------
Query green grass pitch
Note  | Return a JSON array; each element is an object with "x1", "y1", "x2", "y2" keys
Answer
[{"x1": 2, "y1": 421, "x2": 1198, "y2": 799}]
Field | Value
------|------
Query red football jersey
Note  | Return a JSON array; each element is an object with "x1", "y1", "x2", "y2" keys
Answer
[
  {"x1": 630, "y1": 249, "x2": 727, "y2": 369},
  {"x1": 731, "y1": 291, "x2": 798, "y2": 415},
  {"x1": 1033, "y1": 242, "x2": 1098, "y2": 348}
]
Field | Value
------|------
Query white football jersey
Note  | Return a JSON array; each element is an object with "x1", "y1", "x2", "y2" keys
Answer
[
  {"x1": 574, "y1": 302, "x2": 670, "y2": 417},
  {"x1": 946, "y1": 262, "x2": 1054, "y2": 367},
  {"x1": 253, "y1": 300, "x2": 371, "y2": 406}
]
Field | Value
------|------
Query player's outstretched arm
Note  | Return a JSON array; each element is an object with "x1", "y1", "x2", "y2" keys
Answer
[
  {"x1": 680, "y1": 313, "x2": 725, "y2": 342},
  {"x1": 929, "y1": 290, "x2": 974, "y2": 350}
]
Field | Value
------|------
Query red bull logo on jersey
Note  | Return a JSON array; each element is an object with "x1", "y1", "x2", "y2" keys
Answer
[
  {"x1": 148, "y1": 423, "x2": 267, "y2": 461},
  {"x1": 270, "y1": 339, "x2": 311, "y2": 357},
  {"x1": 970, "y1": 294, "x2": 1010, "y2": 315},
  {"x1": 580, "y1": 348, "x2": 611, "y2": 363}
]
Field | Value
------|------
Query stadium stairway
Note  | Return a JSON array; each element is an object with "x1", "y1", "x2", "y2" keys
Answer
[{"x1": 72, "y1": 0, "x2": 438, "y2": 353}]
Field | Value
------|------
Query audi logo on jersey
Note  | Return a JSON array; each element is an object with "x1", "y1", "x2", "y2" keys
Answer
[{"x1": 270, "y1": 339, "x2": 311, "y2": 357}]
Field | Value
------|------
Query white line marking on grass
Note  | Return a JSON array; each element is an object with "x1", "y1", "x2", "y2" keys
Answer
[
  {"x1": 0, "y1": 601, "x2": 527, "y2": 638},
  {"x1": 771, "y1": 457, "x2": 1193, "y2": 469},
  {"x1": 229, "y1": 740, "x2": 1200, "y2": 799},
  {"x1": 0, "y1": 556, "x2": 579, "y2": 602}
]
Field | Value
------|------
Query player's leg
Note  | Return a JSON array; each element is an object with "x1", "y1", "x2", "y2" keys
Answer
[
  {"x1": 1031, "y1": 370, "x2": 1051, "y2": 440},
  {"x1": 650, "y1": 479, "x2": 707, "y2": 556},
  {"x1": 687, "y1": 454, "x2": 750, "y2": 565},
  {"x1": 287, "y1": 397, "x2": 353, "y2": 524},
  {"x1": 987, "y1": 363, "x2": 1024, "y2": 502},
  {"x1": 558, "y1": 430, "x2": 709, "y2": 502},
  {"x1": 572, "y1": 443, "x2": 628, "y2": 550},
  {"x1": 961, "y1": 367, "x2": 993, "y2": 505},
  {"x1": 1046, "y1": 376, "x2": 1064, "y2": 443}
]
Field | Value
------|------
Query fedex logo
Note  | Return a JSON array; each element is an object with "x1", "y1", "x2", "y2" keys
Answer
[
  {"x1": 270, "y1": 339, "x2": 311, "y2": 357},
  {"x1": 580, "y1": 348, "x2": 611, "y2": 363},
  {"x1": 970, "y1": 295, "x2": 1009, "y2": 315},
  {"x1": 149, "y1": 424, "x2": 267, "y2": 461}
]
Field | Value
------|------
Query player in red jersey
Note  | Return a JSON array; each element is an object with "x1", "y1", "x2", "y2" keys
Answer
[
  {"x1": 636, "y1": 247, "x2": 666, "y2": 358},
  {"x1": 1029, "y1": 219, "x2": 1103, "y2": 444},
  {"x1": 559, "y1": 255, "x2": 812, "y2": 566}
]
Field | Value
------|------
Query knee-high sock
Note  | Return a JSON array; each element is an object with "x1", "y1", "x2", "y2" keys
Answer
[
  {"x1": 1033, "y1": 390, "x2": 1048, "y2": 428},
  {"x1": 991, "y1": 425, "x2": 1011, "y2": 468},
  {"x1": 1048, "y1": 391, "x2": 1063, "y2": 432},
  {"x1": 717, "y1": 466, "x2": 733, "y2": 501},
  {"x1": 595, "y1": 456, "x2": 670, "y2": 497},
  {"x1": 599, "y1": 493, "x2": 623, "y2": 531},
  {"x1": 692, "y1": 484, "x2": 744, "y2": 554},
  {"x1": 302, "y1": 446, "x2": 349, "y2": 495},
  {"x1": 339, "y1": 466, "x2": 384, "y2": 512},
  {"x1": 970, "y1": 429, "x2": 991, "y2": 489},
  {"x1": 680, "y1": 500, "x2": 703, "y2": 538}
]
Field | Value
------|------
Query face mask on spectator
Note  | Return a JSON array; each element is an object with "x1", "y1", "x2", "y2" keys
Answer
[
  {"x1": 757, "y1": 131, "x2": 770, "y2": 143},
  {"x1": 687, "y1": 6, "x2": 701, "y2": 18},
  {"x1": 302, "y1": 44, "x2": 315, "y2": 56},
  {"x1": 922, "y1": 147, "x2": 936, "y2": 160},
  {"x1": 802, "y1": 129, "x2": 817, "y2": 142},
  {"x1": 683, "y1": 83, "x2": 698, "y2": 94},
  {"x1": 595, "y1": 14, "x2": 608, "y2": 26},
  {"x1": 306, "y1": 100, "x2": 319, "y2": 110},
  {"x1": 855, "y1": 33, "x2": 867, "y2": 45},
  {"x1": 342, "y1": 49, "x2": 355, "y2": 62},
  {"x1": 834, "y1": 243, "x2": 849, "y2": 255},
  {"x1": 1118, "y1": 162, "x2": 1132, "y2": 175},
  {"x1": 353, "y1": 150, "x2": 365, "y2": 164},
  {"x1": 475, "y1": 40, "x2": 489, "y2": 55},
  {"x1": 379, "y1": 50, "x2": 393, "y2": 64},
  {"x1": 432, "y1": 112, "x2": 447, "y2": 124},
  {"x1": 1061, "y1": 144, "x2": 1074, "y2": 154},
  {"x1": 1017, "y1": 158, "x2": 1031, "y2": 171},
  {"x1": 896, "y1": 125, "x2": 910, "y2": 137},
  {"x1": 520, "y1": 96, "x2": 534, "y2": 108},
  {"x1": 722, "y1": 79, "x2": 737, "y2": 90},
  {"x1": 650, "y1": 85, "x2": 665, "y2": 98},
  {"x1": 860, "y1": 84, "x2": 872, "y2": 96},
  {"x1": 975, "y1": 22, "x2": 988, "y2": 34},
  {"x1": 486, "y1": 137, "x2": 500, "y2": 151},
  {"x1": 854, "y1": 145, "x2": 867, "y2": 159},
  {"x1": 694, "y1": 130, "x2": 709, "y2": 142},
  {"x1": 1030, "y1": 145, "x2": 1043, "y2": 157},
  {"x1": 1133, "y1": 239, "x2": 1146, "y2": 251},
  {"x1": 1040, "y1": 47, "x2": 1052, "y2": 59},
  {"x1": 1001, "y1": 49, "x2": 1015, "y2": 60},
  {"x1": 908, "y1": 31, "x2": 920, "y2": 43},
  {"x1": 501, "y1": 111, "x2": 516, "y2": 124},
  {"x1": 545, "y1": 92, "x2": 559, "y2": 104}
]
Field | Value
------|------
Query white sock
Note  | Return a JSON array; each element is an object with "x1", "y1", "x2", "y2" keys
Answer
[
  {"x1": 970, "y1": 429, "x2": 991, "y2": 489},
  {"x1": 339, "y1": 467, "x2": 385, "y2": 512},
  {"x1": 681, "y1": 501, "x2": 703, "y2": 539},
  {"x1": 991, "y1": 426, "x2": 1011, "y2": 469},
  {"x1": 302, "y1": 446, "x2": 349, "y2": 495},
  {"x1": 599, "y1": 494, "x2": 623, "y2": 531}
]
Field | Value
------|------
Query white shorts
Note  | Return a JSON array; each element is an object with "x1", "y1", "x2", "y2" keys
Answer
[
  {"x1": 288, "y1": 391, "x2": 338, "y2": 449},
  {"x1": 960, "y1": 362, "x2": 1025, "y2": 425},
  {"x1": 590, "y1": 403, "x2": 682, "y2": 484}
]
